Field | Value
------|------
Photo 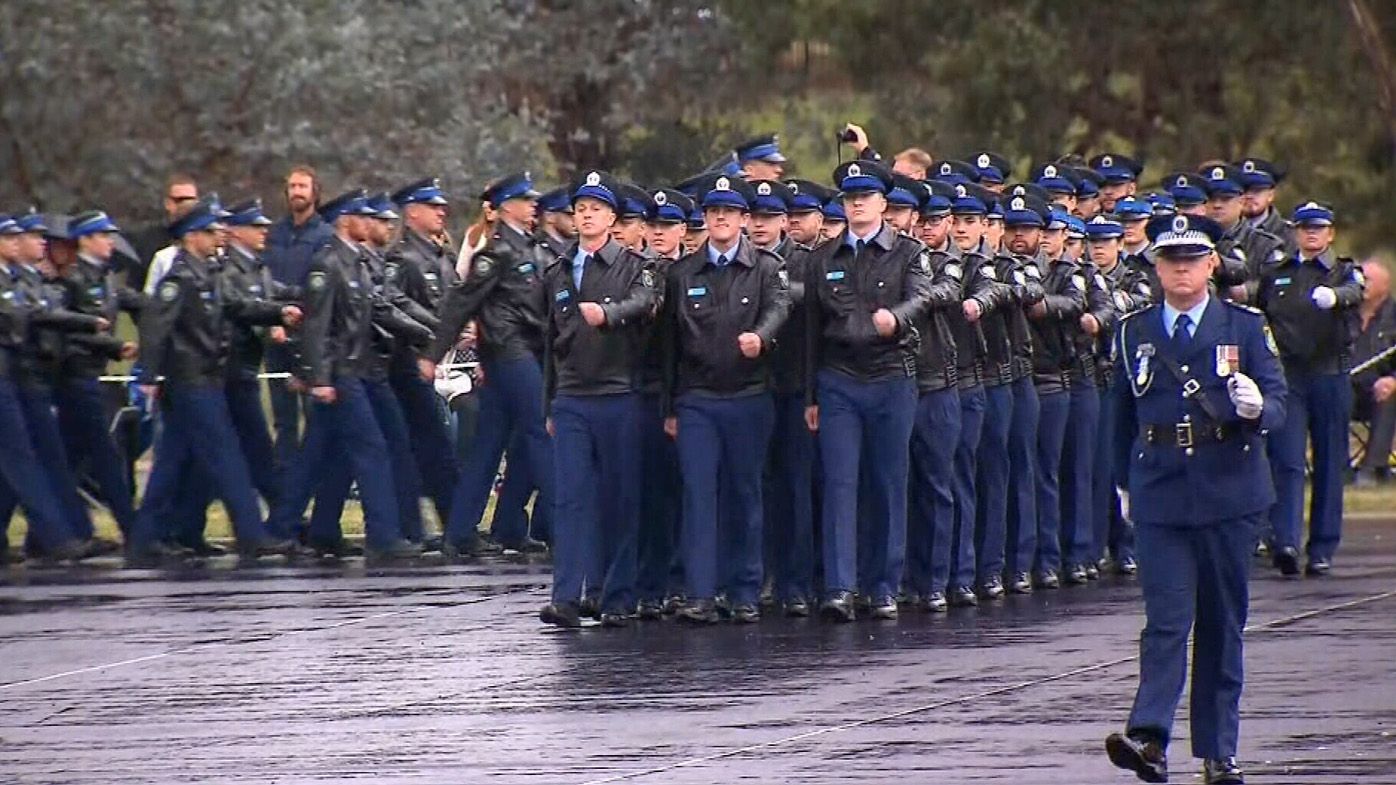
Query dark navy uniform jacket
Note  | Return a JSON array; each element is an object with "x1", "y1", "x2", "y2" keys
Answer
[
  {"x1": 430, "y1": 222, "x2": 551, "y2": 364},
  {"x1": 1113, "y1": 297, "x2": 1287, "y2": 526},
  {"x1": 1254, "y1": 249, "x2": 1364, "y2": 375},
  {"x1": 62, "y1": 255, "x2": 144, "y2": 379}
]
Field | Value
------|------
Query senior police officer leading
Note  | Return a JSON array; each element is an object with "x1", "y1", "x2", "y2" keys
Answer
[{"x1": 1105, "y1": 213, "x2": 1286, "y2": 785}]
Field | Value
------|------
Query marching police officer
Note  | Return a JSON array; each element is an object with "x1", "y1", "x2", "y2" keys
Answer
[
  {"x1": 1200, "y1": 164, "x2": 1281, "y2": 293},
  {"x1": 662, "y1": 174, "x2": 789, "y2": 624},
  {"x1": 1021, "y1": 197, "x2": 1087, "y2": 588},
  {"x1": 1255, "y1": 201, "x2": 1363, "y2": 576},
  {"x1": 128, "y1": 197, "x2": 303, "y2": 565},
  {"x1": 385, "y1": 178, "x2": 461, "y2": 534},
  {"x1": 784, "y1": 179, "x2": 832, "y2": 249},
  {"x1": 538, "y1": 171, "x2": 658, "y2": 627},
  {"x1": 1106, "y1": 213, "x2": 1286, "y2": 785},
  {"x1": 1089, "y1": 153, "x2": 1144, "y2": 213},
  {"x1": 806, "y1": 160, "x2": 932, "y2": 621},
  {"x1": 1236, "y1": 158, "x2": 1293, "y2": 250},
  {"x1": 535, "y1": 186, "x2": 576, "y2": 258},
  {"x1": 426, "y1": 172, "x2": 554, "y2": 558},
  {"x1": 635, "y1": 186, "x2": 693, "y2": 618}
]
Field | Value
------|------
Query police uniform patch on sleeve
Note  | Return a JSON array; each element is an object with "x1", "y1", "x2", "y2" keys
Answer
[
  {"x1": 385, "y1": 264, "x2": 399, "y2": 281},
  {"x1": 642, "y1": 269, "x2": 656, "y2": 288},
  {"x1": 1354, "y1": 267, "x2": 1366, "y2": 285},
  {"x1": 981, "y1": 265, "x2": 997, "y2": 280},
  {"x1": 944, "y1": 262, "x2": 962, "y2": 280},
  {"x1": 1263, "y1": 322, "x2": 1280, "y2": 356},
  {"x1": 307, "y1": 271, "x2": 327, "y2": 292},
  {"x1": 1013, "y1": 270, "x2": 1026, "y2": 286},
  {"x1": 777, "y1": 269, "x2": 790, "y2": 289},
  {"x1": 918, "y1": 251, "x2": 931, "y2": 274},
  {"x1": 1024, "y1": 265, "x2": 1041, "y2": 279},
  {"x1": 1095, "y1": 273, "x2": 1108, "y2": 291},
  {"x1": 474, "y1": 256, "x2": 494, "y2": 276},
  {"x1": 1071, "y1": 274, "x2": 1086, "y2": 292},
  {"x1": 158, "y1": 281, "x2": 181, "y2": 302}
]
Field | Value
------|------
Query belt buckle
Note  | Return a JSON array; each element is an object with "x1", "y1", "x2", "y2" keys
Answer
[
  {"x1": 1175, "y1": 422, "x2": 1194, "y2": 449},
  {"x1": 1181, "y1": 378, "x2": 1202, "y2": 397}
]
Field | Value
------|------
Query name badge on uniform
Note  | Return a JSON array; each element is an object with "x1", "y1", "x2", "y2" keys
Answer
[
  {"x1": 1135, "y1": 342, "x2": 1155, "y2": 389},
  {"x1": 517, "y1": 262, "x2": 536, "y2": 275},
  {"x1": 1275, "y1": 277, "x2": 1291, "y2": 286},
  {"x1": 1215, "y1": 344, "x2": 1239, "y2": 377},
  {"x1": 687, "y1": 286, "x2": 707, "y2": 298},
  {"x1": 826, "y1": 270, "x2": 846, "y2": 281},
  {"x1": 555, "y1": 289, "x2": 571, "y2": 303}
]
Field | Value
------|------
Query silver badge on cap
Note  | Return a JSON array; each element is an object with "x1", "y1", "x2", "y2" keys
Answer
[
  {"x1": 789, "y1": 182, "x2": 799, "y2": 194},
  {"x1": 1303, "y1": 200, "x2": 1319, "y2": 210},
  {"x1": 940, "y1": 163, "x2": 951, "y2": 175},
  {"x1": 1243, "y1": 160, "x2": 1256, "y2": 173},
  {"x1": 1101, "y1": 155, "x2": 1114, "y2": 168},
  {"x1": 654, "y1": 191, "x2": 667, "y2": 205},
  {"x1": 757, "y1": 182, "x2": 771, "y2": 196},
  {"x1": 847, "y1": 164, "x2": 861, "y2": 178},
  {"x1": 1011, "y1": 196, "x2": 1025, "y2": 211},
  {"x1": 1044, "y1": 165, "x2": 1058, "y2": 179},
  {"x1": 1211, "y1": 166, "x2": 1225, "y2": 180},
  {"x1": 977, "y1": 153, "x2": 990, "y2": 168},
  {"x1": 585, "y1": 172, "x2": 601, "y2": 186},
  {"x1": 715, "y1": 176, "x2": 731, "y2": 191},
  {"x1": 955, "y1": 184, "x2": 968, "y2": 198},
  {"x1": 1012, "y1": 185, "x2": 1027, "y2": 196},
  {"x1": 1175, "y1": 175, "x2": 1188, "y2": 188},
  {"x1": 1172, "y1": 215, "x2": 1188, "y2": 233}
]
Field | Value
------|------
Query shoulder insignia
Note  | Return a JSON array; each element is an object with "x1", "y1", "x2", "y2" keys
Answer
[
  {"x1": 1095, "y1": 273, "x2": 1108, "y2": 291},
  {"x1": 1263, "y1": 321, "x2": 1280, "y2": 356},
  {"x1": 1222, "y1": 299, "x2": 1264, "y2": 316},
  {"x1": 777, "y1": 269, "x2": 790, "y2": 289},
  {"x1": 158, "y1": 281, "x2": 180, "y2": 303},
  {"x1": 474, "y1": 255, "x2": 495, "y2": 276},
  {"x1": 1024, "y1": 264, "x2": 1041, "y2": 279},
  {"x1": 981, "y1": 264, "x2": 997, "y2": 280},
  {"x1": 1354, "y1": 266, "x2": 1366, "y2": 286},
  {"x1": 384, "y1": 263, "x2": 399, "y2": 281},
  {"x1": 1071, "y1": 273, "x2": 1086, "y2": 292},
  {"x1": 642, "y1": 268, "x2": 657, "y2": 288},
  {"x1": 307, "y1": 271, "x2": 328, "y2": 292},
  {"x1": 944, "y1": 262, "x2": 962, "y2": 280},
  {"x1": 1118, "y1": 303, "x2": 1155, "y2": 323},
  {"x1": 918, "y1": 250, "x2": 931, "y2": 275}
]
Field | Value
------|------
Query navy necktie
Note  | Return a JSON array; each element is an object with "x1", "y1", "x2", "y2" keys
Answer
[
  {"x1": 1172, "y1": 313, "x2": 1194, "y2": 355},
  {"x1": 716, "y1": 254, "x2": 728, "y2": 267},
  {"x1": 855, "y1": 239, "x2": 867, "y2": 258}
]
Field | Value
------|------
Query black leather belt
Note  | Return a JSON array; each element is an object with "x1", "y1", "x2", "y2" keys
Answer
[{"x1": 1142, "y1": 421, "x2": 1247, "y2": 448}]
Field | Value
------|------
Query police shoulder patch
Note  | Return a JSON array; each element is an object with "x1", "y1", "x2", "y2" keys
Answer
[
  {"x1": 1263, "y1": 322, "x2": 1280, "y2": 356},
  {"x1": 1223, "y1": 300, "x2": 1264, "y2": 316},
  {"x1": 981, "y1": 264, "x2": 997, "y2": 280},
  {"x1": 384, "y1": 263, "x2": 399, "y2": 281},
  {"x1": 1071, "y1": 273, "x2": 1086, "y2": 292},
  {"x1": 1095, "y1": 273, "x2": 1108, "y2": 290},
  {"x1": 641, "y1": 268, "x2": 656, "y2": 288},
  {"x1": 158, "y1": 281, "x2": 181, "y2": 303},
  {"x1": 307, "y1": 271, "x2": 328, "y2": 292},
  {"x1": 1024, "y1": 264, "x2": 1041, "y2": 279},
  {"x1": 918, "y1": 250, "x2": 932, "y2": 274},
  {"x1": 944, "y1": 262, "x2": 962, "y2": 280},
  {"x1": 777, "y1": 269, "x2": 790, "y2": 289},
  {"x1": 473, "y1": 255, "x2": 495, "y2": 277}
]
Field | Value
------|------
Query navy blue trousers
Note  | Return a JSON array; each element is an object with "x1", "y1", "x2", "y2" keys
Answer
[
  {"x1": 817, "y1": 370, "x2": 917, "y2": 600},
  {"x1": 390, "y1": 371, "x2": 459, "y2": 524},
  {"x1": 309, "y1": 378, "x2": 424, "y2": 544},
  {"x1": 265, "y1": 378, "x2": 402, "y2": 549},
  {"x1": 764, "y1": 391, "x2": 817, "y2": 602},
  {"x1": 636, "y1": 393, "x2": 682, "y2": 603},
  {"x1": 0, "y1": 375, "x2": 79, "y2": 552},
  {"x1": 1034, "y1": 388, "x2": 1071, "y2": 573},
  {"x1": 444, "y1": 356, "x2": 552, "y2": 549},
  {"x1": 1092, "y1": 380, "x2": 1134, "y2": 563},
  {"x1": 17, "y1": 383, "x2": 93, "y2": 544},
  {"x1": 1268, "y1": 371, "x2": 1351, "y2": 562},
  {"x1": 1129, "y1": 516, "x2": 1253, "y2": 759},
  {"x1": 56, "y1": 377, "x2": 136, "y2": 535},
  {"x1": 550, "y1": 394, "x2": 641, "y2": 613},
  {"x1": 676, "y1": 392, "x2": 775, "y2": 605},
  {"x1": 907, "y1": 386, "x2": 962, "y2": 595},
  {"x1": 491, "y1": 427, "x2": 552, "y2": 547},
  {"x1": 1060, "y1": 379, "x2": 1101, "y2": 567},
  {"x1": 130, "y1": 383, "x2": 270, "y2": 549},
  {"x1": 1005, "y1": 376, "x2": 1040, "y2": 576},
  {"x1": 974, "y1": 383, "x2": 1011, "y2": 584}
]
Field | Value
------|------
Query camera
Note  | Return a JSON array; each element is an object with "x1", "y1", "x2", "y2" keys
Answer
[{"x1": 838, "y1": 127, "x2": 858, "y2": 143}]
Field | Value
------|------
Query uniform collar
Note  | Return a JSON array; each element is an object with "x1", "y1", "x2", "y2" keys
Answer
[
  {"x1": 572, "y1": 237, "x2": 621, "y2": 267},
  {"x1": 842, "y1": 221, "x2": 895, "y2": 252},
  {"x1": 705, "y1": 236, "x2": 752, "y2": 268},
  {"x1": 1162, "y1": 294, "x2": 1210, "y2": 337},
  {"x1": 1299, "y1": 249, "x2": 1334, "y2": 270},
  {"x1": 404, "y1": 228, "x2": 442, "y2": 256}
]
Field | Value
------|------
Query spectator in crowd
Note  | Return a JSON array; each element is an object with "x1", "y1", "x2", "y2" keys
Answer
[
  {"x1": 129, "y1": 173, "x2": 198, "y2": 289},
  {"x1": 1352, "y1": 258, "x2": 1396, "y2": 485}
]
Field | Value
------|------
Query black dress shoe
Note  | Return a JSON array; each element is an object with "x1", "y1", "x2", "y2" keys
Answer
[
  {"x1": 1273, "y1": 545, "x2": 1300, "y2": 576},
  {"x1": 445, "y1": 534, "x2": 504, "y2": 558},
  {"x1": 869, "y1": 596, "x2": 898, "y2": 620},
  {"x1": 637, "y1": 599, "x2": 664, "y2": 620},
  {"x1": 784, "y1": 597, "x2": 811, "y2": 617},
  {"x1": 819, "y1": 591, "x2": 856, "y2": 623},
  {"x1": 417, "y1": 536, "x2": 444, "y2": 553},
  {"x1": 1105, "y1": 731, "x2": 1169, "y2": 783},
  {"x1": 365, "y1": 539, "x2": 424, "y2": 565},
  {"x1": 1036, "y1": 569, "x2": 1061, "y2": 589},
  {"x1": 579, "y1": 596, "x2": 602, "y2": 621},
  {"x1": 1084, "y1": 562, "x2": 1100, "y2": 580},
  {"x1": 310, "y1": 539, "x2": 364, "y2": 559},
  {"x1": 1064, "y1": 563, "x2": 1089, "y2": 585},
  {"x1": 182, "y1": 540, "x2": 228, "y2": 558},
  {"x1": 237, "y1": 538, "x2": 303, "y2": 559},
  {"x1": 499, "y1": 536, "x2": 548, "y2": 555},
  {"x1": 1009, "y1": 572, "x2": 1033, "y2": 594},
  {"x1": 123, "y1": 541, "x2": 191, "y2": 568},
  {"x1": 853, "y1": 593, "x2": 873, "y2": 613},
  {"x1": 600, "y1": 612, "x2": 629, "y2": 628},
  {"x1": 81, "y1": 537, "x2": 123, "y2": 559},
  {"x1": 676, "y1": 598, "x2": 720, "y2": 625},
  {"x1": 980, "y1": 576, "x2": 1005, "y2": 599},
  {"x1": 1305, "y1": 558, "x2": 1331, "y2": 577},
  {"x1": 1116, "y1": 556, "x2": 1139, "y2": 576},
  {"x1": 662, "y1": 594, "x2": 686, "y2": 615},
  {"x1": 920, "y1": 591, "x2": 948, "y2": 613},
  {"x1": 732, "y1": 604, "x2": 761, "y2": 624},
  {"x1": 540, "y1": 602, "x2": 581, "y2": 628},
  {"x1": 950, "y1": 585, "x2": 979, "y2": 607},
  {"x1": 1203, "y1": 756, "x2": 1244, "y2": 784},
  {"x1": 2, "y1": 547, "x2": 23, "y2": 565},
  {"x1": 714, "y1": 595, "x2": 733, "y2": 620}
]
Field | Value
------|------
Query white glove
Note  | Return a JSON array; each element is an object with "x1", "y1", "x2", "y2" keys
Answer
[
  {"x1": 1115, "y1": 487, "x2": 1131, "y2": 522},
  {"x1": 1311, "y1": 286, "x2": 1337, "y2": 310},
  {"x1": 1228, "y1": 372, "x2": 1264, "y2": 419}
]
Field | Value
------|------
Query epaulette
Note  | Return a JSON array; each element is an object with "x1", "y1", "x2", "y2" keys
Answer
[
  {"x1": 1222, "y1": 300, "x2": 1264, "y2": 316},
  {"x1": 1119, "y1": 302, "x2": 1157, "y2": 323}
]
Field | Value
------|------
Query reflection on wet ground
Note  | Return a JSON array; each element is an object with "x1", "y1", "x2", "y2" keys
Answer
[{"x1": 2, "y1": 519, "x2": 1393, "y2": 784}]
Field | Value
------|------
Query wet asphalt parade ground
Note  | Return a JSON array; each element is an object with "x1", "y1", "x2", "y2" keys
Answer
[{"x1": 2, "y1": 518, "x2": 1394, "y2": 785}]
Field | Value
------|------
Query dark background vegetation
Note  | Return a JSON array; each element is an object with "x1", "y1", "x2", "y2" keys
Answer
[{"x1": 2, "y1": 0, "x2": 1394, "y2": 252}]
